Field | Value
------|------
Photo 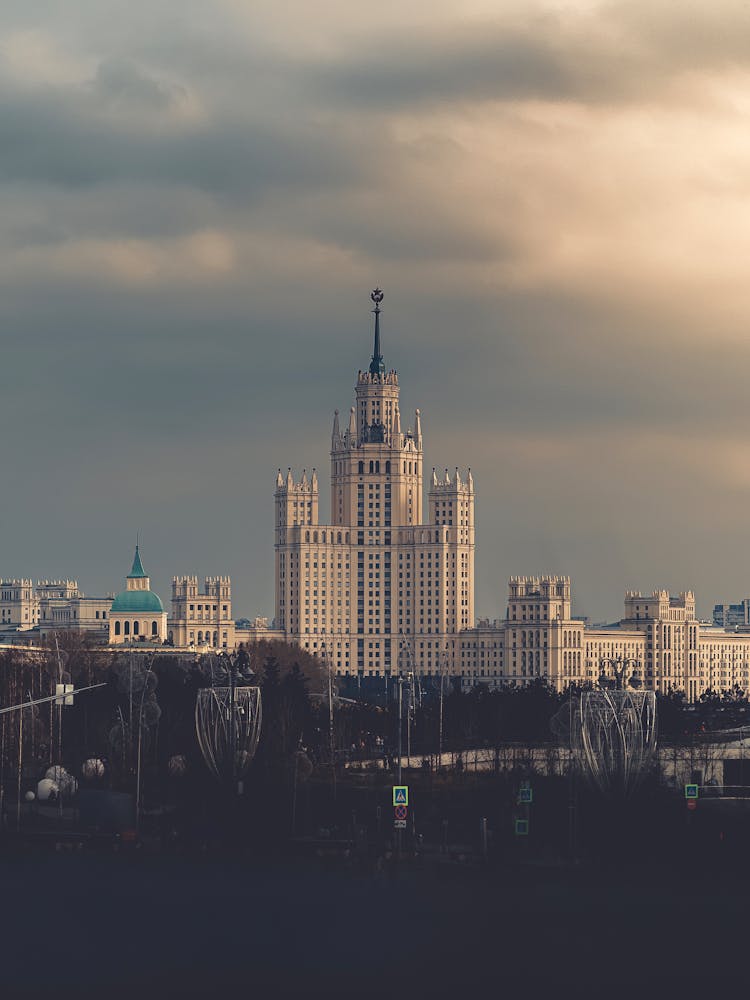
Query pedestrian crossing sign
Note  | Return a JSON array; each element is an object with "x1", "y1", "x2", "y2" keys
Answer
[{"x1": 393, "y1": 785, "x2": 409, "y2": 806}]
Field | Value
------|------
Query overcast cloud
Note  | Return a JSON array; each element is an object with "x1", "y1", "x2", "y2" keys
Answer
[{"x1": 2, "y1": 0, "x2": 750, "y2": 623}]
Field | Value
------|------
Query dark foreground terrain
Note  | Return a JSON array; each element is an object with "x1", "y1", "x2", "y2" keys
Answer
[{"x1": 1, "y1": 846, "x2": 746, "y2": 999}]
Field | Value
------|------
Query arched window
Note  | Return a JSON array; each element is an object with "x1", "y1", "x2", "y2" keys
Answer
[
  {"x1": 198, "y1": 631, "x2": 203, "y2": 643},
  {"x1": 213, "y1": 631, "x2": 218, "y2": 646},
  {"x1": 115, "y1": 621, "x2": 121, "y2": 636},
  {"x1": 168, "y1": 630, "x2": 173, "y2": 644},
  {"x1": 345, "y1": 532, "x2": 350, "y2": 543},
  {"x1": 322, "y1": 532, "x2": 326, "y2": 543},
  {"x1": 337, "y1": 532, "x2": 342, "y2": 543},
  {"x1": 313, "y1": 531, "x2": 318, "y2": 543},
  {"x1": 403, "y1": 461, "x2": 406, "y2": 473},
  {"x1": 358, "y1": 461, "x2": 364, "y2": 474},
  {"x1": 305, "y1": 531, "x2": 310, "y2": 542},
  {"x1": 133, "y1": 621, "x2": 139, "y2": 635},
  {"x1": 369, "y1": 461, "x2": 374, "y2": 473},
  {"x1": 375, "y1": 461, "x2": 380, "y2": 473},
  {"x1": 124, "y1": 621, "x2": 130, "y2": 636},
  {"x1": 152, "y1": 620, "x2": 158, "y2": 636},
  {"x1": 385, "y1": 461, "x2": 391, "y2": 474}
]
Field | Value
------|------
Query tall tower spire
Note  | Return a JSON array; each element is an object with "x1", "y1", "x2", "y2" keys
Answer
[{"x1": 369, "y1": 288, "x2": 385, "y2": 377}]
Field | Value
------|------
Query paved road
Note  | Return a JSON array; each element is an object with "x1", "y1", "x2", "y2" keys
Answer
[{"x1": 1, "y1": 851, "x2": 744, "y2": 997}]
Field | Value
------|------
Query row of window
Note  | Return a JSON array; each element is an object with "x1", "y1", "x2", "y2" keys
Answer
[{"x1": 113, "y1": 620, "x2": 159, "y2": 637}]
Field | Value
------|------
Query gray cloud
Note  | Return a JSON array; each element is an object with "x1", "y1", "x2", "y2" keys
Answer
[
  {"x1": 2, "y1": 1, "x2": 750, "y2": 624},
  {"x1": 0, "y1": 89, "x2": 363, "y2": 195},
  {"x1": 89, "y1": 58, "x2": 183, "y2": 110}
]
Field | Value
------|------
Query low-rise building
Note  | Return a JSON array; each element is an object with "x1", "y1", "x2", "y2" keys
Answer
[
  {"x1": 169, "y1": 575, "x2": 235, "y2": 650},
  {"x1": 108, "y1": 546, "x2": 167, "y2": 645}
]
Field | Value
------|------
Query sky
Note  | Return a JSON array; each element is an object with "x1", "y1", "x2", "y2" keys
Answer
[{"x1": 3, "y1": 0, "x2": 750, "y2": 623}]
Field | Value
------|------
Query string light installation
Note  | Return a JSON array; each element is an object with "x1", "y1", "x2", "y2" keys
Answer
[
  {"x1": 553, "y1": 658, "x2": 657, "y2": 796},
  {"x1": 195, "y1": 676, "x2": 262, "y2": 793}
]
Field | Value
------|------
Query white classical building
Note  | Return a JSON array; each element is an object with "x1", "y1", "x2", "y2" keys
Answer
[
  {"x1": 108, "y1": 546, "x2": 167, "y2": 645},
  {"x1": 275, "y1": 290, "x2": 475, "y2": 679},
  {"x1": 1, "y1": 578, "x2": 112, "y2": 639}
]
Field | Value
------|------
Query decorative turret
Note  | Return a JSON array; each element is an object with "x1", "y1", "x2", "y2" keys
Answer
[{"x1": 274, "y1": 466, "x2": 320, "y2": 539}]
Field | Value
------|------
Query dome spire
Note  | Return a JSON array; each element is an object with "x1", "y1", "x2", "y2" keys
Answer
[
  {"x1": 129, "y1": 543, "x2": 146, "y2": 579},
  {"x1": 369, "y1": 288, "x2": 385, "y2": 377}
]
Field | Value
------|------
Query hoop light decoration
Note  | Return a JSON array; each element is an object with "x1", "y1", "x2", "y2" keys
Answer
[
  {"x1": 553, "y1": 688, "x2": 657, "y2": 795},
  {"x1": 195, "y1": 687, "x2": 262, "y2": 786}
]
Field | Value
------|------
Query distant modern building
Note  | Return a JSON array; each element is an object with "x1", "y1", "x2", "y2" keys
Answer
[
  {"x1": 713, "y1": 600, "x2": 750, "y2": 629},
  {"x1": 274, "y1": 289, "x2": 475, "y2": 679},
  {"x1": 108, "y1": 546, "x2": 167, "y2": 645}
]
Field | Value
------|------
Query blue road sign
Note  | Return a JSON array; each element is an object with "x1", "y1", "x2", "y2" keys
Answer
[
  {"x1": 393, "y1": 785, "x2": 409, "y2": 806},
  {"x1": 518, "y1": 787, "x2": 533, "y2": 804},
  {"x1": 685, "y1": 784, "x2": 699, "y2": 800}
]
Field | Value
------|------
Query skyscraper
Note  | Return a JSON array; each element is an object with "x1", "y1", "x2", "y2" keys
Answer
[{"x1": 275, "y1": 291, "x2": 475, "y2": 679}]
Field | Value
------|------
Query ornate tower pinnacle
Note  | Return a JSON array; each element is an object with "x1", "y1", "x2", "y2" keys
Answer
[{"x1": 369, "y1": 288, "x2": 385, "y2": 377}]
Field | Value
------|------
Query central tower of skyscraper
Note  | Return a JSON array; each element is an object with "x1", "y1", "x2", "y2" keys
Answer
[{"x1": 275, "y1": 291, "x2": 474, "y2": 679}]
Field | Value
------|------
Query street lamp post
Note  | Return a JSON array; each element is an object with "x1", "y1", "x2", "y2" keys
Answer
[
  {"x1": 406, "y1": 671, "x2": 413, "y2": 769},
  {"x1": 322, "y1": 638, "x2": 336, "y2": 800},
  {"x1": 599, "y1": 655, "x2": 642, "y2": 690},
  {"x1": 135, "y1": 655, "x2": 156, "y2": 829},
  {"x1": 438, "y1": 644, "x2": 450, "y2": 764}
]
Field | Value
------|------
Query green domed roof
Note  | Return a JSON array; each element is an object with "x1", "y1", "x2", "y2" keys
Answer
[{"x1": 110, "y1": 589, "x2": 164, "y2": 614}]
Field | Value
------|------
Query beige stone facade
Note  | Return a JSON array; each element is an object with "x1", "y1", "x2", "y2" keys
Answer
[
  {"x1": 458, "y1": 576, "x2": 750, "y2": 701},
  {"x1": 37, "y1": 580, "x2": 112, "y2": 640},
  {"x1": 1, "y1": 578, "x2": 113, "y2": 639},
  {"x1": 1, "y1": 579, "x2": 38, "y2": 630},
  {"x1": 168, "y1": 576, "x2": 235, "y2": 650},
  {"x1": 275, "y1": 294, "x2": 475, "y2": 679}
]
